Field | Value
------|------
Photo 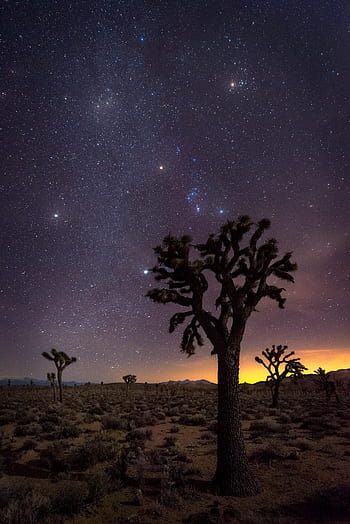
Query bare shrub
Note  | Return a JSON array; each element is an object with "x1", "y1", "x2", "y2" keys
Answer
[
  {"x1": 179, "y1": 414, "x2": 206, "y2": 426},
  {"x1": 292, "y1": 438, "x2": 314, "y2": 451},
  {"x1": 101, "y1": 415, "x2": 126, "y2": 430},
  {"x1": 51, "y1": 481, "x2": 88, "y2": 516},
  {"x1": 70, "y1": 436, "x2": 117, "y2": 470},
  {"x1": 126, "y1": 428, "x2": 152, "y2": 442},
  {"x1": 0, "y1": 481, "x2": 51, "y2": 524}
]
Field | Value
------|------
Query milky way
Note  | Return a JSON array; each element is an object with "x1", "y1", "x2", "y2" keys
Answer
[{"x1": 1, "y1": 1, "x2": 349, "y2": 383}]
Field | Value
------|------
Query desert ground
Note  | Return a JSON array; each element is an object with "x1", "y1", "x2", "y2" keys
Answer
[{"x1": 0, "y1": 377, "x2": 349, "y2": 524}]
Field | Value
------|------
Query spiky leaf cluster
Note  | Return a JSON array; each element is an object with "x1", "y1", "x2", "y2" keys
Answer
[
  {"x1": 123, "y1": 374, "x2": 137, "y2": 384},
  {"x1": 42, "y1": 349, "x2": 77, "y2": 371},
  {"x1": 255, "y1": 344, "x2": 307, "y2": 382},
  {"x1": 147, "y1": 217, "x2": 297, "y2": 356}
]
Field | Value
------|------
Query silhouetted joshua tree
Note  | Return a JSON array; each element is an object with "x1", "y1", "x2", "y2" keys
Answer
[
  {"x1": 42, "y1": 349, "x2": 76, "y2": 402},
  {"x1": 314, "y1": 367, "x2": 339, "y2": 402},
  {"x1": 147, "y1": 216, "x2": 297, "y2": 496},
  {"x1": 123, "y1": 374, "x2": 136, "y2": 395},
  {"x1": 47, "y1": 372, "x2": 57, "y2": 402},
  {"x1": 255, "y1": 345, "x2": 307, "y2": 408}
]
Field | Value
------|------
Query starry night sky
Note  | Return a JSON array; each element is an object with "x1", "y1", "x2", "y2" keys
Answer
[{"x1": 1, "y1": 0, "x2": 349, "y2": 383}]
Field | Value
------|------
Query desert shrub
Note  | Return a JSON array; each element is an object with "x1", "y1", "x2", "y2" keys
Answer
[
  {"x1": 164, "y1": 436, "x2": 177, "y2": 447},
  {"x1": 179, "y1": 414, "x2": 206, "y2": 426},
  {"x1": 41, "y1": 442, "x2": 71, "y2": 474},
  {"x1": 249, "y1": 444, "x2": 284, "y2": 465},
  {"x1": 339, "y1": 430, "x2": 350, "y2": 440},
  {"x1": 87, "y1": 405, "x2": 105, "y2": 415},
  {"x1": 184, "y1": 466, "x2": 201, "y2": 476},
  {"x1": 126, "y1": 427, "x2": 152, "y2": 442},
  {"x1": 153, "y1": 410, "x2": 166, "y2": 421},
  {"x1": 292, "y1": 438, "x2": 314, "y2": 451},
  {"x1": 290, "y1": 413, "x2": 303, "y2": 423},
  {"x1": 170, "y1": 425, "x2": 180, "y2": 433},
  {"x1": 22, "y1": 439, "x2": 38, "y2": 451},
  {"x1": 146, "y1": 448, "x2": 168, "y2": 466},
  {"x1": 86, "y1": 471, "x2": 111, "y2": 503},
  {"x1": 175, "y1": 452, "x2": 191, "y2": 463},
  {"x1": 40, "y1": 421, "x2": 56, "y2": 434},
  {"x1": 241, "y1": 412, "x2": 254, "y2": 421},
  {"x1": 249, "y1": 420, "x2": 284, "y2": 437},
  {"x1": 300, "y1": 415, "x2": 340, "y2": 434},
  {"x1": 105, "y1": 447, "x2": 131, "y2": 485},
  {"x1": 16, "y1": 413, "x2": 34, "y2": 425},
  {"x1": 167, "y1": 407, "x2": 180, "y2": 417},
  {"x1": 0, "y1": 480, "x2": 51, "y2": 524},
  {"x1": 51, "y1": 481, "x2": 88, "y2": 515},
  {"x1": 70, "y1": 436, "x2": 117, "y2": 470},
  {"x1": 199, "y1": 431, "x2": 215, "y2": 441},
  {"x1": 0, "y1": 410, "x2": 16, "y2": 425},
  {"x1": 83, "y1": 412, "x2": 98, "y2": 424},
  {"x1": 291, "y1": 484, "x2": 350, "y2": 521},
  {"x1": 39, "y1": 412, "x2": 59, "y2": 424},
  {"x1": 12, "y1": 424, "x2": 25, "y2": 437},
  {"x1": 136, "y1": 412, "x2": 156, "y2": 426},
  {"x1": 101, "y1": 415, "x2": 125, "y2": 430},
  {"x1": 54, "y1": 422, "x2": 80, "y2": 439},
  {"x1": 278, "y1": 413, "x2": 292, "y2": 424}
]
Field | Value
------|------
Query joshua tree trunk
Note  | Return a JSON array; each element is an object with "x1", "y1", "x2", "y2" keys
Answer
[
  {"x1": 213, "y1": 341, "x2": 260, "y2": 496},
  {"x1": 58, "y1": 370, "x2": 63, "y2": 403},
  {"x1": 52, "y1": 383, "x2": 56, "y2": 402},
  {"x1": 271, "y1": 380, "x2": 281, "y2": 408}
]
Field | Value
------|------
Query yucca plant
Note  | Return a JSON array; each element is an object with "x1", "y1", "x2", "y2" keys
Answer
[
  {"x1": 147, "y1": 216, "x2": 297, "y2": 496},
  {"x1": 42, "y1": 349, "x2": 76, "y2": 402},
  {"x1": 255, "y1": 345, "x2": 307, "y2": 407},
  {"x1": 47, "y1": 372, "x2": 57, "y2": 402}
]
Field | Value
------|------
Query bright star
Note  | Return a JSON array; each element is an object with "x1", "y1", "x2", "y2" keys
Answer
[
  {"x1": 143, "y1": 269, "x2": 149, "y2": 275},
  {"x1": 159, "y1": 165, "x2": 164, "y2": 170},
  {"x1": 219, "y1": 209, "x2": 224, "y2": 214},
  {"x1": 53, "y1": 213, "x2": 59, "y2": 218}
]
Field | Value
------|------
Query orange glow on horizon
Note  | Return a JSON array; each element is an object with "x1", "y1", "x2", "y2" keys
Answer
[{"x1": 129, "y1": 347, "x2": 349, "y2": 384}]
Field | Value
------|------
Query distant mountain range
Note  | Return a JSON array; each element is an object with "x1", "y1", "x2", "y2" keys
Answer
[
  {"x1": 160, "y1": 379, "x2": 216, "y2": 386},
  {"x1": 0, "y1": 377, "x2": 82, "y2": 386},
  {"x1": 1, "y1": 370, "x2": 349, "y2": 387}
]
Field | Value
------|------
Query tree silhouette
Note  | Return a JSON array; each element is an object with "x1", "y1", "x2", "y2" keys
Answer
[
  {"x1": 42, "y1": 349, "x2": 76, "y2": 402},
  {"x1": 314, "y1": 367, "x2": 339, "y2": 402},
  {"x1": 47, "y1": 372, "x2": 56, "y2": 402},
  {"x1": 147, "y1": 216, "x2": 297, "y2": 496},
  {"x1": 255, "y1": 345, "x2": 307, "y2": 408},
  {"x1": 123, "y1": 374, "x2": 136, "y2": 395}
]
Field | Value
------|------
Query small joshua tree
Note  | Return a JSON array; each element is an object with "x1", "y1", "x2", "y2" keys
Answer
[
  {"x1": 47, "y1": 372, "x2": 56, "y2": 402},
  {"x1": 255, "y1": 345, "x2": 307, "y2": 407},
  {"x1": 314, "y1": 367, "x2": 339, "y2": 403},
  {"x1": 147, "y1": 216, "x2": 297, "y2": 496},
  {"x1": 42, "y1": 349, "x2": 77, "y2": 402},
  {"x1": 123, "y1": 374, "x2": 136, "y2": 395}
]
